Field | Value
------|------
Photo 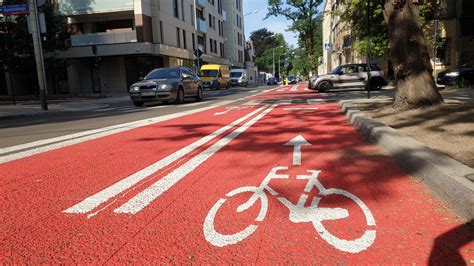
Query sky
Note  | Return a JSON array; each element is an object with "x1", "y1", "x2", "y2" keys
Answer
[{"x1": 243, "y1": 0, "x2": 299, "y2": 47}]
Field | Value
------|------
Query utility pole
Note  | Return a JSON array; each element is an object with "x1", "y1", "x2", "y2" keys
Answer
[
  {"x1": 28, "y1": 0, "x2": 48, "y2": 110},
  {"x1": 366, "y1": 0, "x2": 371, "y2": 99}
]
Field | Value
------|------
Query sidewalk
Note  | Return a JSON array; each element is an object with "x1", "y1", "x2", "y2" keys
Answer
[
  {"x1": 339, "y1": 87, "x2": 474, "y2": 220},
  {"x1": 0, "y1": 94, "x2": 131, "y2": 120}
]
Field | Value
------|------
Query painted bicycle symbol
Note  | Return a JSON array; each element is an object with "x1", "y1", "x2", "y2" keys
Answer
[{"x1": 204, "y1": 166, "x2": 376, "y2": 253}]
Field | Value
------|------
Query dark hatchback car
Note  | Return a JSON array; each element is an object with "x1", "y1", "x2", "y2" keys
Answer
[
  {"x1": 266, "y1": 77, "x2": 277, "y2": 85},
  {"x1": 129, "y1": 67, "x2": 202, "y2": 107},
  {"x1": 437, "y1": 62, "x2": 474, "y2": 88},
  {"x1": 288, "y1": 76, "x2": 297, "y2": 84}
]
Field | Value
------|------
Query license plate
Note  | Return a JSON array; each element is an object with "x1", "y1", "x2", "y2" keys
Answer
[{"x1": 141, "y1": 92, "x2": 156, "y2": 96}]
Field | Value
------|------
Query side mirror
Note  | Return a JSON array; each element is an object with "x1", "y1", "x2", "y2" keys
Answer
[{"x1": 138, "y1": 77, "x2": 144, "y2": 81}]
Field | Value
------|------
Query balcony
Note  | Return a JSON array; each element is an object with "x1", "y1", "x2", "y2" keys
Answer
[
  {"x1": 71, "y1": 31, "x2": 137, "y2": 46},
  {"x1": 197, "y1": 19, "x2": 207, "y2": 33},
  {"x1": 222, "y1": 9, "x2": 227, "y2": 22},
  {"x1": 196, "y1": 0, "x2": 206, "y2": 8},
  {"x1": 59, "y1": 0, "x2": 134, "y2": 15}
]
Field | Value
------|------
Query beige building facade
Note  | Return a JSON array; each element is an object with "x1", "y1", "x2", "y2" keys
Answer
[
  {"x1": 222, "y1": 0, "x2": 244, "y2": 68},
  {"x1": 57, "y1": 0, "x2": 234, "y2": 95}
]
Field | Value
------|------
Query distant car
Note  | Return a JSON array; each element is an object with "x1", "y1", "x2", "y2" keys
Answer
[
  {"x1": 129, "y1": 67, "x2": 202, "y2": 107},
  {"x1": 288, "y1": 76, "x2": 297, "y2": 84},
  {"x1": 267, "y1": 77, "x2": 278, "y2": 85},
  {"x1": 229, "y1": 69, "x2": 249, "y2": 87},
  {"x1": 308, "y1": 63, "x2": 387, "y2": 92},
  {"x1": 437, "y1": 62, "x2": 474, "y2": 88}
]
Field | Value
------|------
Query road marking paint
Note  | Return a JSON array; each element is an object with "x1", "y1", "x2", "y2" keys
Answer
[
  {"x1": 63, "y1": 105, "x2": 267, "y2": 215},
  {"x1": 214, "y1": 107, "x2": 240, "y2": 116},
  {"x1": 0, "y1": 101, "x2": 235, "y2": 164},
  {"x1": 290, "y1": 86, "x2": 298, "y2": 91},
  {"x1": 283, "y1": 108, "x2": 319, "y2": 111},
  {"x1": 284, "y1": 135, "x2": 311, "y2": 165},
  {"x1": 114, "y1": 104, "x2": 278, "y2": 214}
]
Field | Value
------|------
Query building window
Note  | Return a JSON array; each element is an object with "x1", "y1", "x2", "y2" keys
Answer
[
  {"x1": 220, "y1": 43, "x2": 224, "y2": 58},
  {"x1": 183, "y1": 29, "x2": 187, "y2": 49},
  {"x1": 436, "y1": 37, "x2": 451, "y2": 65},
  {"x1": 173, "y1": 0, "x2": 179, "y2": 18},
  {"x1": 177, "y1": 27, "x2": 181, "y2": 48},
  {"x1": 181, "y1": 0, "x2": 185, "y2": 21},
  {"x1": 191, "y1": 4, "x2": 195, "y2": 25},
  {"x1": 160, "y1": 21, "x2": 164, "y2": 44},
  {"x1": 192, "y1": 33, "x2": 196, "y2": 51},
  {"x1": 209, "y1": 14, "x2": 212, "y2": 27}
]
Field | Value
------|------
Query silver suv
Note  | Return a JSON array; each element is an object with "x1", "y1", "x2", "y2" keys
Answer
[{"x1": 309, "y1": 64, "x2": 387, "y2": 92}]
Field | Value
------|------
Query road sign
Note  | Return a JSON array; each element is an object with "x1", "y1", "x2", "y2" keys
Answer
[
  {"x1": 193, "y1": 48, "x2": 203, "y2": 58},
  {"x1": 0, "y1": 4, "x2": 29, "y2": 15},
  {"x1": 284, "y1": 58, "x2": 289, "y2": 68},
  {"x1": 324, "y1": 43, "x2": 332, "y2": 50}
]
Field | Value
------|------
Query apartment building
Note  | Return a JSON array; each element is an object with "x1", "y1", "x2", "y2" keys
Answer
[
  {"x1": 222, "y1": 0, "x2": 244, "y2": 68},
  {"x1": 56, "y1": 0, "x2": 229, "y2": 95},
  {"x1": 319, "y1": 0, "x2": 474, "y2": 77}
]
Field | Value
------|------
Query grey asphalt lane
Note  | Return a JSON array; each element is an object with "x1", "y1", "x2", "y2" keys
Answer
[{"x1": 0, "y1": 86, "x2": 273, "y2": 148}]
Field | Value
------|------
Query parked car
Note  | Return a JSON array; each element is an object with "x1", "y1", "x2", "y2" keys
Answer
[
  {"x1": 437, "y1": 62, "x2": 474, "y2": 88},
  {"x1": 288, "y1": 76, "x2": 297, "y2": 84},
  {"x1": 200, "y1": 64, "x2": 231, "y2": 89},
  {"x1": 129, "y1": 67, "x2": 202, "y2": 107},
  {"x1": 308, "y1": 63, "x2": 387, "y2": 92},
  {"x1": 266, "y1": 77, "x2": 278, "y2": 85},
  {"x1": 229, "y1": 69, "x2": 249, "y2": 87}
]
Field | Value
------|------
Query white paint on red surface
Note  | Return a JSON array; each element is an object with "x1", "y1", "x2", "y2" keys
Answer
[
  {"x1": 114, "y1": 104, "x2": 278, "y2": 214},
  {"x1": 204, "y1": 167, "x2": 377, "y2": 253},
  {"x1": 64, "y1": 106, "x2": 267, "y2": 215},
  {"x1": 284, "y1": 135, "x2": 311, "y2": 166},
  {"x1": 283, "y1": 108, "x2": 319, "y2": 111}
]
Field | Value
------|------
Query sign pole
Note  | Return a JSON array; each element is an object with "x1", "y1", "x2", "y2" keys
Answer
[{"x1": 28, "y1": 0, "x2": 48, "y2": 110}]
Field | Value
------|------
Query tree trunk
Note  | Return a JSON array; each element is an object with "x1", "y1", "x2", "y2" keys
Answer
[{"x1": 383, "y1": 0, "x2": 443, "y2": 109}]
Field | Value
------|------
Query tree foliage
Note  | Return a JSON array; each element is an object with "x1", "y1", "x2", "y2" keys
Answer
[
  {"x1": 250, "y1": 29, "x2": 287, "y2": 73},
  {"x1": 0, "y1": 0, "x2": 69, "y2": 72},
  {"x1": 266, "y1": 0, "x2": 323, "y2": 75}
]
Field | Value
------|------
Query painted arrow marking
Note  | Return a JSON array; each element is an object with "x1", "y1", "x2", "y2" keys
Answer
[{"x1": 284, "y1": 135, "x2": 311, "y2": 166}]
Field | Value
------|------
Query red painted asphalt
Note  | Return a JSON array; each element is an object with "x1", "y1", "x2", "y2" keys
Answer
[{"x1": 0, "y1": 85, "x2": 472, "y2": 264}]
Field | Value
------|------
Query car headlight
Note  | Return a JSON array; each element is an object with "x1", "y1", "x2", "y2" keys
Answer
[
  {"x1": 158, "y1": 84, "x2": 172, "y2": 90},
  {"x1": 446, "y1": 72, "x2": 460, "y2": 77},
  {"x1": 130, "y1": 86, "x2": 140, "y2": 92}
]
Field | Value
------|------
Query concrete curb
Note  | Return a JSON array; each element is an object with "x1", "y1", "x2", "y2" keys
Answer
[{"x1": 339, "y1": 100, "x2": 474, "y2": 221}]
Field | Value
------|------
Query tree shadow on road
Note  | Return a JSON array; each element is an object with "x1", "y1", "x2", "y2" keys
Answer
[{"x1": 428, "y1": 219, "x2": 474, "y2": 265}]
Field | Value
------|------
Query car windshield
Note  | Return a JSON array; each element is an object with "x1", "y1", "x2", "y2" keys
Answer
[
  {"x1": 201, "y1": 70, "x2": 219, "y2": 77},
  {"x1": 230, "y1": 72, "x2": 243, "y2": 78},
  {"x1": 330, "y1": 66, "x2": 342, "y2": 74},
  {"x1": 145, "y1": 68, "x2": 180, "y2": 80}
]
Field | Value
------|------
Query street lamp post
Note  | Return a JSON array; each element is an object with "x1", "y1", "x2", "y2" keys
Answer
[
  {"x1": 366, "y1": 0, "x2": 372, "y2": 99},
  {"x1": 273, "y1": 45, "x2": 283, "y2": 78}
]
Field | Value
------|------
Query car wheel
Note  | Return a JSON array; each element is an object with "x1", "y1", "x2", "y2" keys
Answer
[
  {"x1": 455, "y1": 76, "x2": 467, "y2": 88},
  {"x1": 318, "y1": 81, "x2": 332, "y2": 93},
  {"x1": 195, "y1": 87, "x2": 203, "y2": 102},
  {"x1": 175, "y1": 87, "x2": 184, "y2": 104},
  {"x1": 133, "y1": 101, "x2": 144, "y2": 107},
  {"x1": 370, "y1": 78, "x2": 383, "y2": 91}
]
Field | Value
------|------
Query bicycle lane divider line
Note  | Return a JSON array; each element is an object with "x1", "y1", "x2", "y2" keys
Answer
[
  {"x1": 0, "y1": 100, "x2": 237, "y2": 163},
  {"x1": 63, "y1": 105, "x2": 268, "y2": 216},
  {"x1": 114, "y1": 103, "x2": 279, "y2": 215}
]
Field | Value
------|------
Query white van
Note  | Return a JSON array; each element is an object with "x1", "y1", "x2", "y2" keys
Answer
[{"x1": 229, "y1": 69, "x2": 249, "y2": 87}]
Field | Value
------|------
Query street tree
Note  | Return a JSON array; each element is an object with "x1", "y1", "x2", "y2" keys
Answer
[
  {"x1": 338, "y1": 0, "x2": 444, "y2": 109},
  {"x1": 384, "y1": 0, "x2": 443, "y2": 108},
  {"x1": 250, "y1": 29, "x2": 287, "y2": 72},
  {"x1": 266, "y1": 0, "x2": 323, "y2": 75}
]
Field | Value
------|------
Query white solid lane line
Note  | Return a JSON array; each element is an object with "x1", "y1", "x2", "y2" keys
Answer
[
  {"x1": 63, "y1": 106, "x2": 267, "y2": 215},
  {"x1": 0, "y1": 101, "x2": 235, "y2": 164},
  {"x1": 114, "y1": 104, "x2": 277, "y2": 214},
  {"x1": 283, "y1": 108, "x2": 319, "y2": 111}
]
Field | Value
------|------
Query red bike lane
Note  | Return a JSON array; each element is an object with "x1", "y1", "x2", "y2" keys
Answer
[{"x1": 1, "y1": 85, "x2": 473, "y2": 264}]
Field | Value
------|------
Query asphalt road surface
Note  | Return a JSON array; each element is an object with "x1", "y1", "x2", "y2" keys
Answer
[{"x1": 0, "y1": 84, "x2": 472, "y2": 263}]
